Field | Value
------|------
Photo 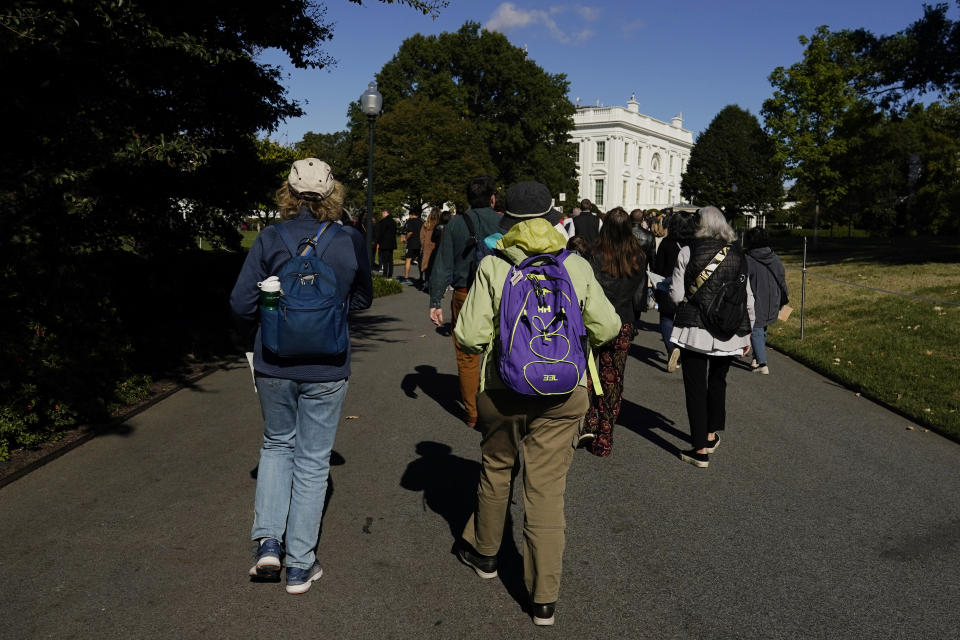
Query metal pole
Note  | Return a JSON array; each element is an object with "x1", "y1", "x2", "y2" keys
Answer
[
  {"x1": 365, "y1": 114, "x2": 376, "y2": 265},
  {"x1": 800, "y1": 236, "x2": 808, "y2": 340}
]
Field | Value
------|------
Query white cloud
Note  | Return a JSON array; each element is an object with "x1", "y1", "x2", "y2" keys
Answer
[{"x1": 486, "y1": 3, "x2": 601, "y2": 44}]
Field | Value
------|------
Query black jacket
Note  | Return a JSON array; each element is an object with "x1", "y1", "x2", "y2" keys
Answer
[
  {"x1": 573, "y1": 212, "x2": 600, "y2": 242},
  {"x1": 374, "y1": 216, "x2": 397, "y2": 250},
  {"x1": 674, "y1": 239, "x2": 751, "y2": 336},
  {"x1": 589, "y1": 256, "x2": 646, "y2": 327},
  {"x1": 653, "y1": 238, "x2": 682, "y2": 316}
]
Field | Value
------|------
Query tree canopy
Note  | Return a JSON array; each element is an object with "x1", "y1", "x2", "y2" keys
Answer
[
  {"x1": 371, "y1": 97, "x2": 495, "y2": 214},
  {"x1": 348, "y1": 21, "x2": 578, "y2": 201},
  {"x1": 0, "y1": 0, "x2": 448, "y2": 459},
  {"x1": 762, "y1": 6, "x2": 960, "y2": 236},
  {"x1": 762, "y1": 27, "x2": 869, "y2": 234},
  {"x1": 681, "y1": 105, "x2": 783, "y2": 219}
]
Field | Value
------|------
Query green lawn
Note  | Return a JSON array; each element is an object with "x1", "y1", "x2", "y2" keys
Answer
[{"x1": 767, "y1": 236, "x2": 960, "y2": 439}]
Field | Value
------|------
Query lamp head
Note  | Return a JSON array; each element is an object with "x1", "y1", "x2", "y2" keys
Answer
[{"x1": 360, "y1": 81, "x2": 383, "y2": 116}]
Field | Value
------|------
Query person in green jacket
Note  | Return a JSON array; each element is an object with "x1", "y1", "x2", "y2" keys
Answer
[{"x1": 452, "y1": 181, "x2": 620, "y2": 627}]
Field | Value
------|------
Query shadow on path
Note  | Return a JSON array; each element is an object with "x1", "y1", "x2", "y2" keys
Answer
[
  {"x1": 399, "y1": 441, "x2": 527, "y2": 611},
  {"x1": 400, "y1": 365, "x2": 466, "y2": 422},
  {"x1": 629, "y1": 341, "x2": 668, "y2": 373},
  {"x1": 348, "y1": 312, "x2": 405, "y2": 351},
  {"x1": 617, "y1": 399, "x2": 688, "y2": 456}
]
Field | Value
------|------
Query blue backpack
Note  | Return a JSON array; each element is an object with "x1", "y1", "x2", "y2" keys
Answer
[
  {"x1": 496, "y1": 249, "x2": 588, "y2": 396},
  {"x1": 260, "y1": 222, "x2": 348, "y2": 357}
]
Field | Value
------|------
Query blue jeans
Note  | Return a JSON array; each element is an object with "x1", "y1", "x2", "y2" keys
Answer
[
  {"x1": 659, "y1": 312, "x2": 675, "y2": 354},
  {"x1": 252, "y1": 377, "x2": 348, "y2": 569},
  {"x1": 751, "y1": 326, "x2": 768, "y2": 366}
]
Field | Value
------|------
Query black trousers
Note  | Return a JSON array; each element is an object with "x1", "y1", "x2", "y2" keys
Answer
[
  {"x1": 379, "y1": 249, "x2": 394, "y2": 278},
  {"x1": 679, "y1": 349, "x2": 733, "y2": 449}
]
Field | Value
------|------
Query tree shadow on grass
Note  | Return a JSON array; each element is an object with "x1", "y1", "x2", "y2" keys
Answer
[
  {"x1": 617, "y1": 398, "x2": 689, "y2": 456},
  {"x1": 400, "y1": 365, "x2": 467, "y2": 422}
]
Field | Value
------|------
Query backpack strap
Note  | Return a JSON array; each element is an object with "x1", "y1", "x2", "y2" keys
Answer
[
  {"x1": 461, "y1": 211, "x2": 478, "y2": 258},
  {"x1": 308, "y1": 222, "x2": 341, "y2": 259},
  {"x1": 684, "y1": 245, "x2": 729, "y2": 302},
  {"x1": 275, "y1": 222, "x2": 339, "y2": 259}
]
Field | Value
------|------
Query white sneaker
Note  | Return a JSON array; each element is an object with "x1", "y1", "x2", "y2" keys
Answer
[
  {"x1": 752, "y1": 365, "x2": 769, "y2": 375},
  {"x1": 667, "y1": 348, "x2": 681, "y2": 372}
]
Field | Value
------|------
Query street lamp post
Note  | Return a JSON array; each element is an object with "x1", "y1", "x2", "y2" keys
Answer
[{"x1": 360, "y1": 81, "x2": 383, "y2": 265}]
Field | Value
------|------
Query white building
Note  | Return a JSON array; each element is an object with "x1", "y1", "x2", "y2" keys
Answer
[{"x1": 571, "y1": 96, "x2": 693, "y2": 211}]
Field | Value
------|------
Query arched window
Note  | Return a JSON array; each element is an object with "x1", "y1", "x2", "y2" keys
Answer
[{"x1": 651, "y1": 153, "x2": 661, "y2": 172}]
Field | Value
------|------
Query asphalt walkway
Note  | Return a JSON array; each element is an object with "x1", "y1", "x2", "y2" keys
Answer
[{"x1": 1, "y1": 284, "x2": 958, "y2": 639}]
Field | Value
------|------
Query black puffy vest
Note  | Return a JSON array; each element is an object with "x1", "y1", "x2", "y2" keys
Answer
[{"x1": 674, "y1": 239, "x2": 750, "y2": 336}]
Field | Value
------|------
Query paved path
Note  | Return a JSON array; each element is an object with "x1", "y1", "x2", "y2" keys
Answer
[{"x1": 1, "y1": 285, "x2": 958, "y2": 639}]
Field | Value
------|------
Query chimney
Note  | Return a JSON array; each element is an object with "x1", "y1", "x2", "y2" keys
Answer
[
  {"x1": 672, "y1": 113, "x2": 683, "y2": 128},
  {"x1": 627, "y1": 93, "x2": 639, "y2": 113}
]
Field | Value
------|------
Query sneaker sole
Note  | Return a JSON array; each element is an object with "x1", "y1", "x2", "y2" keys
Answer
[
  {"x1": 457, "y1": 551, "x2": 498, "y2": 579},
  {"x1": 679, "y1": 452, "x2": 709, "y2": 468},
  {"x1": 533, "y1": 615, "x2": 556, "y2": 626},
  {"x1": 248, "y1": 556, "x2": 281, "y2": 579},
  {"x1": 704, "y1": 438, "x2": 719, "y2": 454},
  {"x1": 667, "y1": 349, "x2": 681, "y2": 372},
  {"x1": 285, "y1": 567, "x2": 323, "y2": 594}
]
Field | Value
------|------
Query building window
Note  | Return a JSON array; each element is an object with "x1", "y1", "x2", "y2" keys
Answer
[
  {"x1": 594, "y1": 179, "x2": 605, "y2": 206},
  {"x1": 623, "y1": 142, "x2": 629, "y2": 163},
  {"x1": 574, "y1": 142, "x2": 580, "y2": 164},
  {"x1": 637, "y1": 146, "x2": 642, "y2": 165},
  {"x1": 636, "y1": 183, "x2": 641, "y2": 205},
  {"x1": 651, "y1": 153, "x2": 661, "y2": 172},
  {"x1": 596, "y1": 141, "x2": 605, "y2": 162},
  {"x1": 622, "y1": 180, "x2": 627, "y2": 203},
  {"x1": 670, "y1": 156, "x2": 675, "y2": 174},
  {"x1": 668, "y1": 189, "x2": 673, "y2": 204}
]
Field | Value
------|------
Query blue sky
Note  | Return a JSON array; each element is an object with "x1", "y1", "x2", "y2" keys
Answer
[{"x1": 260, "y1": 0, "x2": 951, "y2": 144}]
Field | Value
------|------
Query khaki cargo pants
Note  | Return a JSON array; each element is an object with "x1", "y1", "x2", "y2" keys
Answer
[{"x1": 462, "y1": 387, "x2": 588, "y2": 604}]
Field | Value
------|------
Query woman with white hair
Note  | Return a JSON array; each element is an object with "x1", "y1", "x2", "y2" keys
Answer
[{"x1": 668, "y1": 206, "x2": 754, "y2": 468}]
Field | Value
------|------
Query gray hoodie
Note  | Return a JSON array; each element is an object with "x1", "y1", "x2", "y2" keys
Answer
[{"x1": 746, "y1": 247, "x2": 788, "y2": 328}]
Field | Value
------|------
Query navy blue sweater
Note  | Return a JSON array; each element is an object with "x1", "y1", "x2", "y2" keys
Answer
[{"x1": 230, "y1": 209, "x2": 373, "y2": 382}]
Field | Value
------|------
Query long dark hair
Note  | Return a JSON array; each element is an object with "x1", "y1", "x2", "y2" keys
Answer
[{"x1": 593, "y1": 207, "x2": 644, "y2": 277}]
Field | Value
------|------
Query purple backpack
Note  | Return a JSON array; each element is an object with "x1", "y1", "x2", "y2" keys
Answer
[{"x1": 497, "y1": 249, "x2": 588, "y2": 396}]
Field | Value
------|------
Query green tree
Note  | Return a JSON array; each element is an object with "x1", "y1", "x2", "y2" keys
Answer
[
  {"x1": 296, "y1": 131, "x2": 353, "y2": 179},
  {"x1": 681, "y1": 105, "x2": 783, "y2": 221},
  {"x1": 351, "y1": 22, "x2": 578, "y2": 198},
  {"x1": 855, "y1": 2, "x2": 960, "y2": 110},
  {"x1": 371, "y1": 97, "x2": 495, "y2": 214},
  {"x1": 0, "y1": 0, "x2": 447, "y2": 459},
  {"x1": 762, "y1": 27, "x2": 871, "y2": 242},
  {"x1": 253, "y1": 138, "x2": 299, "y2": 226}
]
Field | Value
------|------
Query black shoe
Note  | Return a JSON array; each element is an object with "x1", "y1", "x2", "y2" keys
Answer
[
  {"x1": 457, "y1": 543, "x2": 498, "y2": 579},
  {"x1": 532, "y1": 602, "x2": 556, "y2": 626},
  {"x1": 679, "y1": 449, "x2": 709, "y2": 468},
  {"x1": 704, "y1": 433, "x2": 720, "y2": 454}
]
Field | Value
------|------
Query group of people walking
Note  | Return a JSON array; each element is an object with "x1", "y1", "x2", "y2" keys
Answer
[{"x1": 229, "y1": 160, "x2": 788, "y2": 625}]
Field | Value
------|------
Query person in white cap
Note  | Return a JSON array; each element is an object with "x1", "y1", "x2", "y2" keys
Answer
[{"x1": 229, "y1": 158, "x2": 373, "y2": 594}]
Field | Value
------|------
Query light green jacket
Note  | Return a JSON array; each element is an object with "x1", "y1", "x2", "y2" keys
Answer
[{"x1": 453, "y1": 218, "x2": 621, "y2": 393}]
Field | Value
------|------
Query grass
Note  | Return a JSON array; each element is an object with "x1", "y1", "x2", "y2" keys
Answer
[{"x1": 767, "y1": 236, "x2": 960, "y2": 440}]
